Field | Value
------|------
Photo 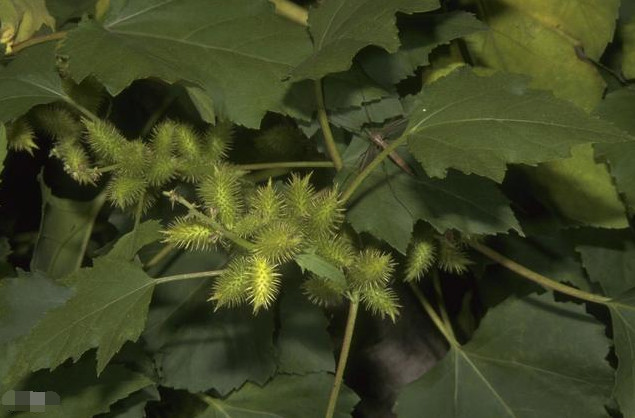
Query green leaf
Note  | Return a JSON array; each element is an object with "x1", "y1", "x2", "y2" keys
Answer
[
  {"x1": 575, "y1": 229, "x2": 635, "y2": 297},
  {"x1": 143, "y1": 251, "x2": 276, "y2": 395},
  {"x1": 294, "y1": 252, "x2": 347, "y2": 288},
  {"x1": 13, "y1": 355, "x2": 153, "y2": 418},
  {"x1": 623, "y1": 19, "x2": 635, "y2": 79},
  {"x1": 292, "y1": 0, "x2": 439, "y2": 80},
  {"x1": 404, "y1": 69, "x2": 630, "y2": 182},
  {"x1": 607, "y1": 290, "x2": 635, "y2": 417},
  {"x1": 276, "y1": 278, "x2": 334, "y2": 375},
  {"x1": 395, "y1": 294, "x2": 613, "y2": 417},
  {"x1": 340, "y1": 137, "x2": 521, "y2": 253},
  {"x1": 105, "y1": 220, "x2": 163, "y2": 261},
  {"x1": 464, "y1": 0, "x2": 614, "y2": 111},
  {"x1": 0, "y1": 272, "x2": 73, "y2": 345},
  {"x1": 30, "y1": 180, "x2": 106, "y2": 279},
  {"x1": 60, "y1": 0, "x2": 313, "y2": 128},
  {"x1": 195, "y1": 373, "x2": 359, "y2": 418},
  {"x1": 4, "y1": 258, "x2": 155, "y2": 385},
  {"x1": 358, "y1": 11, "x2": 487, "y2": 87},
  {"x1": 99, "y1": 386, "x2": 160, "y2": 418},
  {"x1": 594, "y1": 88, "x2": 635, "y2": 210},
  {"x1": 0, "y1": 43, "x2": 72, "y2": 123},
  {"x1": 524, "y1": 144, "x2": 629, "y2": 229}
]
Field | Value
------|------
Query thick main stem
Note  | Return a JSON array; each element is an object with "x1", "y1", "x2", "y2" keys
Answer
[
  {"x1": 325, "y1": 299, "x2": 359, "y2": 418},
  {"x1": 470, "y1": 242, "x2": 612, "y2": 305},
  {"x1": 432, "y1": 270, "x2": 456, "y2": 342},
  {"x1": 315, "y1": 80, "x2": 343, "y2": 171}
]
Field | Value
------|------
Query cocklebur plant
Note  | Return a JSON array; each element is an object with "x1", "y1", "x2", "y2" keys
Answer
[{"x1": 3, "y1": 1, "x2": 635, "y2": 418}]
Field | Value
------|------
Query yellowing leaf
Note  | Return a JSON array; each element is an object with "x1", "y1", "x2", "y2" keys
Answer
[{"x1": 526, "y1": 144, "x2": 629, "y2": 228}]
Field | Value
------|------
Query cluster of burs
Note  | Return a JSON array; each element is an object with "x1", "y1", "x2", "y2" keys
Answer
[{"x1": 4, "y1": 108, "x2": 472, "y2": 318}]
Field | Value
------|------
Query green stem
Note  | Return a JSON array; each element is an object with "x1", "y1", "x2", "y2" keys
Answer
[
  {"x1": 129, "y1": 192, "x2": 146, "y2": 260},
  {"x1": 341, "y1": 134, "x2": 407, "y2": 203},
  {"x1": 10, "y1": 31, "x2": 67, "y2": 55},
  {"x1": 95, "y1": 164, "x2": 119, "y2": 174},
  {"x1": 236, "y1": 161, "x2": 335, "y2": 171},
  {"x1": 164, "y1": 191, "x2": 256, "y2": 251},
  {"x1": 144, "y1": 244, "x2": 175, "y2": 270},
  {"x1": 409, "y1": 282, "x2": 459, "y2": 347},
  {"x1": 470, "y1": 242, "x2": 612, "y2": 305},
  {"x1": 432, "y1": 269, "x2": 456, "y2": 342},
  {"x1": 325, "y1": 298, "x2": 359, "y2": 418},
  {"x1": 139, "y1": 85, "x2": 181, "y2": 137},
  {"x1": 315, "y1": 80, "x2": 343, "y2": 171},
  {"x1": 154, "y1": 269, "x2": 224, "y2": 285},
  {"x1": 64, "y1": 97, "x2": 100, "y2": 122}
]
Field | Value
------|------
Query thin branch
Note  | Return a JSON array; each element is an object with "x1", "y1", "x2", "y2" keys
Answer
[
  {"x1": 129, "y1": 192, "x2": 146, "y2": 260},
  {"x1": 144, "y1": 244, "x2": 175, "y2": 270},
  {"x1": 9, "y1": 31, "x2": 67, "y2": 55},
  {"x1": 470, "y1": 242, "x2": 612, "y2": 305},
  {"x1": 432, "y1": 269, "x2": 457, "y2": 342},
  {"x1": 236, "y1": 161, "x2": 334, "y2": 171},
  {"x1": 341, "y1": 134, "x2": 407, "y2": 203},
  {"x1": 409, "y1": 282, "x2": 459, "y2": 347},
  {"x1": 163, "y1": 190, "x2": 256, "y2": 251},
  {"x1": 325, "y1": 298, "x2": 359, "y2": 418},
  {"x1": 154, "y1": 269, "x2": 224, "y2": 285},
  {"x1": 315, "y1": 80, "x2": 344, "y2": 171}
]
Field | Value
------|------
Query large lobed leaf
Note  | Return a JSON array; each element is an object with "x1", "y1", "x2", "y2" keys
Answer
[
  {"x1": 60, "y1": 0, "x2": 313, "y2": 128},
  {"x1": 396, "y1": 294, "x2": 613, "y2": 417},
  {"x1": 2, "y1": 223, "x2": 162, "y2": 386},
  {"x1": 0, "y1": 43, "x2": 72, "y2": 123},
  {"x1": 340, "y1": 135, "x2": 521, "y2": 253},
  {"x1": 594, "y1": 88, "x2": 635, "y2": 211},
  {"x1": 404, "y1": 69, "x2": 631, "y2": 182},
  {"x1": 195, "y1": 373, "x2": 358, "y2": 418},
  {"x1": 12, "y1": 355, "x2": 153, "y2": 418},
  {"x1": 292, "y1": 0, "x2": 439, "y2": 80},
  {"x1": 607, "y1": 291, "x2": 635, "y2": 418}
]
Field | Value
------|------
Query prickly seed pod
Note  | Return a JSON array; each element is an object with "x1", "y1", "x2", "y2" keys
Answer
[
  {"x1": 232, "y1": 213, "x2": 267, "y2": 238},
  {"x1": 83, "y1": 118, "x2": 128, "y2": 163},
  {"x1": 360, "y1": 286, "x2": 401, "y2": 322},
  {"x1": 150, "y1": 120, "x2": 178, "y2": 156},
  {"x1": 348, "y1": 248, "x2": 395, "y2": 290},
  {"x1": 197, "y1": 163, "x2": 245, "y2": 229},
  {"x1": 202, "y1": 120, "x2": 233, "y2": 162},
  {"x1": 106, "y1": 175, "x2": 147, "y2": 209},
  {"x1": 308, "y1": 188, "x2": 344, "y2": 237},
  {"x1": 254, "y1": 125, "x2": 306, "y2": 160},
  {"x1": 405, "y1": 238, "x2": 436, "y2": 282},
  {"x1": 248, "y1": 178, "x2": 284, "y2": 223},
  {"x1": 315, "y1": 234, "x2": 355, "y2": 269},
  {"x1": 146, "y1": 153, "x2": 178, "y2": 187},
  {"x1": 162, "y1": 217, "x2": 218, "y2": 251},
  {"x1": 437, "y1": 238, "x2": 472, "y2": 274},
  {"x1": 247, "y1": 255, "x2": 281, "y2": 313},
  {"x1": 302, "y1": 275, "x2": 345, "y2": 307},
  {"x1": 7, "y1": 118, "x2": 38, "y2": 154},
  {"x1": 209, "y1": 256, "x2": 250, "y2": 309},
  {"x1": 32, "y1": 106, "x2": 82, "y2": 140},
  {"x1": 174, "y1": 124, "x2": 201, "y2": 159},
  {"x1": 284, "y1": 173, "x2": 315, "y2": 219},
  {"x1": 52, "y1": 141, "x2": 98, "y2": 185},
  {"x1": 253, "y1": 221, "x2": 305, "y2": 263},
  {"x1": 114, "y1": 140, "x2": 150, "y2": 176}
]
